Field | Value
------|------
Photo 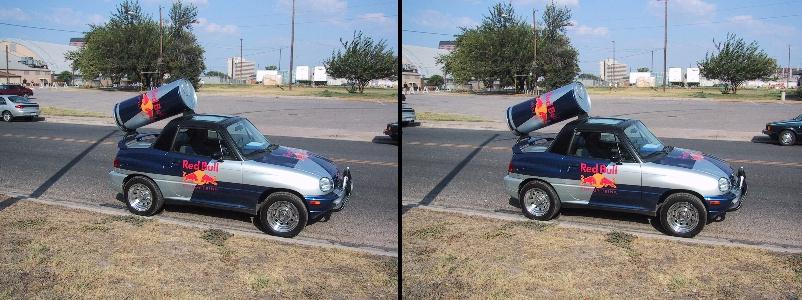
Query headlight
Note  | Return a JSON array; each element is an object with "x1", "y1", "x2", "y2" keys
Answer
[
  {"x1": 718, "y1": 177, "x2": 730, "y2": 192},
  {"x1": 319, "y1": 177, "x2": 333, "y2": 193}
]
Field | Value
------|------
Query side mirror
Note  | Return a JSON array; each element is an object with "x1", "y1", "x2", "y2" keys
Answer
[{"x1": 211, "y1": 151, "x2": 224, "y2": 162}]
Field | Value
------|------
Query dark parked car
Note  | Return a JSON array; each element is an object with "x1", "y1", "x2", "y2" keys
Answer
[
  {"x1": 384, "y1": 122, "x2": 399, "y2": 141},
  {"x1": 0, "y1": 84, "x2": 33, "y2": 97},
  {"x1": 762, "y1": 113, "x2": 802, "y2": 146}
]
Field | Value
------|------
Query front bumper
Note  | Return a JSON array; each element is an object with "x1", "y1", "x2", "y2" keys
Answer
[
  {"x1": 705, "y1": 167, "x2": 747, "y2": 218},
  {"x1": 762, "y1": 129, "x2": 776, "y2": 138},
  {"x1": 304, "y1": 168, "x2": 352, "y2": 218}
]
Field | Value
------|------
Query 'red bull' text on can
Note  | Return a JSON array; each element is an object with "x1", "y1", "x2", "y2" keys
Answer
[
  {"x1": 505, "y1": 82, "x2": 591, "y2": 136},
  {"x1": 113, "y1": 79, "x2": 198, "y2": 132}
]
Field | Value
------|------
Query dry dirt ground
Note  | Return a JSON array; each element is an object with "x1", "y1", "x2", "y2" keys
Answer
[
  {"x1": 402, "y1": 208, "x2": 802, "y2": 299},
  {"x1": 0, "y1": 196, "x2": 397, "y2": 299}
]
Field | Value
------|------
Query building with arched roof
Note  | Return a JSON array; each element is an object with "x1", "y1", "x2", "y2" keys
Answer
[{"x1": 0, "y1": 38, "x2": 78, "y2": 85}]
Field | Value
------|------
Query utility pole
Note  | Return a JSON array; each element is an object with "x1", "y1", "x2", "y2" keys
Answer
[
  {"x1": 278, "y1": 48, "x2": 282, "y2": 71},
  {"x1": 289, "y1": 0, "x2": 295, "y2": 90},
  {"x1": 532, "y1": 9, "x2": 537, "y2": 95},
  {"x1": 651, "y1": 50, "x2": 654, "y2": 74},
  {"x1": 5, "y1": 45, "x2": 9, "y2": 84},
  {"x1": 788, "y1": 44, "x2": 791, "y2": 90},
  {"x1": 240, "y1": 38, "x2": 243, "y2": 83},
  {"x1": 663, "y1": 0, "x2": 668, "y2": 92},
  {"x1": 612, "y1": 40, "x2": 616, "y2": 87},
  {"x1": 158, "y1": 5, "x2": 163, "y2": 86}
]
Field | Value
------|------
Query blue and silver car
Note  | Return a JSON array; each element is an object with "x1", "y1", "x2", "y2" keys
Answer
[
  {"x1": 504, "y1": 117, "x2": 746, "y2": 237},
  {"x1": 0, "y1": 95, "x2": 39, "y2": 122},
  {"x1": 109, "y1": 114, "x2": 352, "y2": 237}
]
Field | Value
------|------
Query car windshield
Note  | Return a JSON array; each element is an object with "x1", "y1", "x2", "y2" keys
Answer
[
  {"x1": 8, "y1": 96, "x2": 29, "y2": 103},
  {"x1": 226, "y1": 119, "x2": 271, "y2": 157},
  {"x1": 623, "y1": 121, "x2": 665, "y2": 159},
  {"x1": 796, "y1": 114, "x2": 802, "y2": 121}
]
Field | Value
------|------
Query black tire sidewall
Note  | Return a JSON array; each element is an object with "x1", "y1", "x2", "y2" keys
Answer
[
  {"x1": 2, "y1": 111, "x2": 11, "y2": 122},
  {"x1": 123, "y1": 176, "x2": 164, "y2": 216},
  {"x1": 779, "y1": 130, "x2": 796, "y2": 146},
  {"x1": 519, "y1": 181, "x2": 561, "y2": 221},
  {"x1": 258, "y1": 192, "x2": 308, "y2": 238},
  {"x1": 659, "y1": 193, "x2": 707, "y2": 238}
]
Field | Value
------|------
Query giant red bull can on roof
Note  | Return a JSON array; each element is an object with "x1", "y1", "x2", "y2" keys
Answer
[
  {"x1": 113, "y1": 79, "x2": 197, "y2": 132},
  {"x1": 505, "y1": 82, "x2": 591, "y2": 136}
]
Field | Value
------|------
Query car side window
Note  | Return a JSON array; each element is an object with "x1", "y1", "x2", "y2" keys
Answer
[
  {"x1": 171, "y1": 127, "x2": 236, "y2": 160},
  {"x1": 569, "y1": 131, "x2": 635, "y2": 162},
  {"x1": 0, "y1": 98, "x2": 5, "y2": 105}
]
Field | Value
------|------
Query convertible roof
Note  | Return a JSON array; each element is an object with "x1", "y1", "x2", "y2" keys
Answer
[
  {"x1": 564, "y1": 116, "x2": 633, "y2": 131},
  {"x1": 167, "y1": 113, "x2": 241, "y2": 129}
]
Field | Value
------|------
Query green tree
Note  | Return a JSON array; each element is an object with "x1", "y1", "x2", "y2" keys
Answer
[
  {"x1": 426, "y1": 75, "x2": 445, "y2": 87},
  {"x1": 698, "y1": 33, "x2": 777, "y2": 94},
  {"x1": 578, "y1": 73, "x2": 600, "y2": 80},
  {"x1": 56, "y1": 71, "x2": 73, "y2": 84},
  {"x1": 637, "y1": 67, "x2": 649, "y2": 72},
  {"x1": 437, "y1": 2, "x2": 578, "y2": 91},
  {"x1": 265, "y1": 65, "x2": 277, "y2": 70},
  {"x1": 324, "y1": 31, "x2": 397, "y2": 93},
  {"x1": 66, "y1": 0, "x2": 204, "y2": 89},
  {"x1": 205, "y1": 70, "x2": 228, "y2": 78}
]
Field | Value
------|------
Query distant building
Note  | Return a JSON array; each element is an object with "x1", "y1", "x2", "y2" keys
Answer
[
  {"x1": 599, "y1": 58, "x2": 627, "y2": 82},
  {"x1": 227, "y1": 57, "x2": 255, "y2": 81},
  {"x1": 401, "y1": 44, "x2": 451, "y2": 90},
  {"x1": 0, "y1": 38, "x2": 79, "y2": 85},
  {"x1": 438, "y1": 41, "x2": 456, "y2": 51},
  {"x1": 69, "y1": 38, "x2": 85, "y2": 47}
]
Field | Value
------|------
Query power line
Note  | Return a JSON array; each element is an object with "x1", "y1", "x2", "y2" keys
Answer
[
  {"x1": 609, "y1": 13, "x2": 800, "y2": 31},
  {"x1": 239, "y1": 13, "x2": 396, "y2": 28},
  {"x1": 0, "y1": 22, "x2": 85, "y2": 33},
  {"x1": 401, "y1": 29, "x2": 455, "y2": 36}
]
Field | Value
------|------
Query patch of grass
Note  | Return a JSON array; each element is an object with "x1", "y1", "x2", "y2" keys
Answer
[
  {"x1": 417, "y1": 111, "x2": 490, "y2": 122},
  {"x1": 319, "y1": 89, "x2": 334, "y2": 97},
  {"x1": 605, "y1": 230, "x2": 636, "y2": 250},
  {"x1": 668, "y1": 275, "x2": 688, "y2": 292},
  {"x1": 198, "y1": 84, "x2": 397, "y2": 101},
  {"x1": 409, "y1": 222, "x2": 450, "y2": 239},
  {"x1": 500, "y1": 220, "x2": 553, "y2": 232},
  {"x1": 7, "y1": 218, "x2": 46, "y2": 229},
  {"x1": 201, "y1": 228, "x2": 233, "y2": 247},
  {"x1": 790, "y1": 254, "x2": 802, "y2": 281},
  {"x1": 40, "y1": 106, "x2": 108, "y2": 118},
  {"x1": 99, "y1": 215, "x2": 151, "y2": 227},
  {"x1": 80, "y1": 224, "x2": 111, "y2": 232},
  {"x1": 249, "y1": 275, "x2": 271, "y2": 292},
  {"x1": 587, "y1": 87, "x2": 789, "y2": 101}
]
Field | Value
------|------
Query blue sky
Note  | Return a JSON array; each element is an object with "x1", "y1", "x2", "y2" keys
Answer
[
  {"x1": 402, "y1": 0, "x2": 800, "y2": 75},
  {"x1": 0, "y1": 0, "x2": 397, "y2": 73}
]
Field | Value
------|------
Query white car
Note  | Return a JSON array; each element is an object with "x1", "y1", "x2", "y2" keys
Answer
[{"x1": 0, "y1": 95, "x2": 39, "y2": 122}]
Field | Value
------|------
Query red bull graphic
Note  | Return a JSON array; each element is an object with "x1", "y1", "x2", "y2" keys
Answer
[
  {"x1": 181, "y1": 160, "x2": 219, "y2": 189},
  {"x1": 283, "y1": 149, "x2": 310, "y2": 161},
  {"x1": 530, "y1": 92, "x2": 558, "y2": 123},
  {"x1": 579, "y1": 163, "x2": 618, "y2": 191},
  {"x1": 139, "y1": 89, "x2": 161, "y2": 120},
  {"x1": 679, "y1": 150, "x2": 704, "y2": 161}
]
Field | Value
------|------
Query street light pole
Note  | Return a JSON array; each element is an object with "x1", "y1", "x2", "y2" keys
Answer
[
  {"x1": 663, "y1": 0, "x2": 668, "y2": 92},
  {"x1": 532, "y1": 9, "x2": 537, "y2": 95},
  {"x1": 289, "y1": 0, "x2": 295, "y2": 90},
  {"x1": 158, "y1": 5, "x2": 163, "y2": 86},
  {"x1": 612, "y1": 40, "x2": 615, "y2": 87},
  {"x1": 240, "y1": 38, "x2": 243, "y2": 83}
]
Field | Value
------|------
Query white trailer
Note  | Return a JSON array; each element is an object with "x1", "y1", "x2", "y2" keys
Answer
[
  {"x1": 686, "y1": 67, "x2": 700, "y2": 85},
  {"x1": 313, "y1": 66, "x2": 327, "y2": 83},
  {"x1": 668, "y1": 68, "x2": 683, "y2": 85},
  {"x1": 295, "y1": 66, "x2": 310, "y2": 82}
]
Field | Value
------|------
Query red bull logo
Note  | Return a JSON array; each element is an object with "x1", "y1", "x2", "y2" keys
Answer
[
  {"x1": 530, "y1": 92, "x2": 558, "y2": 123},
  {"x1": 679, "y1": 150, "x2": 704, "y2": 161},
  {"x1": 283, "y1": 149, "x2": 309, "y2": 160},
  {"x1": 139, "y1": 90, "x2": 161, "y2": 120},
  {"x1": 181, "y1": 160, "x2": 219, "y2": 186},
  {"x1": 579, "y1": 163, "x2": 618, "y2": 190}
]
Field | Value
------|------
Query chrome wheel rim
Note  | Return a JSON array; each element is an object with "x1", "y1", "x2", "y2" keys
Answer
[
  {"x1": 127, "y1": 183, "x2": 152, "y2": 212},
  {"x1": 2, "y1": 112, "x2": 10, "y2": 122},
  {"x1": 667, "y1": 202, "x2": 699, "y2": 234},
  {"x1": 266, "y1": 201, "x2": 299, "y2": 233},
  {"x1": 523, "y1": 188, "x2": 550, "y2": 217},
  {"x1": 781, "y1": 132, "x2": 792, "y2": 144}
]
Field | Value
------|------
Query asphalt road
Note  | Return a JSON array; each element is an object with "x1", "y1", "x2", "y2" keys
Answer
[
  {"x1": 0, "y1": 121, "x2": 398, "y2": 252},
  {"x1": 402, "y1": 126, "x2": 802, "y2": 248}
]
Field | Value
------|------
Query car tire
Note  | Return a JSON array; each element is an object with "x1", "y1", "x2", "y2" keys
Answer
[
  {"x1": 778, "y1": 130, "x2": 796, "y2": 146},
  {"x1": 519, "y1": 180, "x2": 561, "y2": 221},
  {"x1": 659, "y1": 193, "x2": 706, "y2": 238},
  {"x1": 123, "y1": 176, "x2": 165, "y2": 216},
  {"x1": 1, "y1": 111, "x2": 12, "y2": 122},
  {"x1": 258, "y1": 192, "x2": 308, "y2": 238}
]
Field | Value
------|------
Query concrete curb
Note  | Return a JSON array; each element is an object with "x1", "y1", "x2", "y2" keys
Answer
[
  {"x1": 402, "y1": 200, "x2": 802, "y2": 254},
  {"x1": 1, "y1": 190, "x2": 397, "y2": 257}
]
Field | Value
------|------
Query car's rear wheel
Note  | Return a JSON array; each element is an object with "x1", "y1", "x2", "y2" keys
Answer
[
  {"x1": 519, "y1": 180, "x2": 561, "y2": 221},
  {"x1": 660, "y1": 193, "x2": 706, "y2": 238},
  {"x1": 779, "y1": 130, "x2": 796, "y2": 146},
  {"x1": 124, "y1": 176, "x2": 165, "y2": 216},
  {"x1": 258, "y1": 192, "x2": 308, "y2": 238},
  {"x1": 2, "y1": 111, "x2": 12, "y2": 122}
]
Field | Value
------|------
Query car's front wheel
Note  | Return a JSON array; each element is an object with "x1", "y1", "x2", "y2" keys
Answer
[
  {"x1": 660, "y1": 193, "x2": 706, "y2": 238},
  {"x1": 258, "y1": 192, "x2": 308, "y2": 238},
  {"x1": 1, "y1": 111, "x2": 12, "y2": 122},
  {"x1": 519, "y1": 180, "x2": 561, "y2": 221},
  {"x1": 779, "y1": 130, "x2": 796, "y2": 146},
  {"x1": 123, "y1": 176, "x2": 165, "y2": 216}
]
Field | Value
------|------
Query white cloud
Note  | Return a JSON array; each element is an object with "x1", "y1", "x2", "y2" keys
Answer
[
  {"x1": 415, "y1": 9, "x2": 478, "y2": 29},
  {"x1": 196, "y1": 17, "x2": 238, "y2": 34},
  {"x1": 357, "y1": 12, "x2": 396, "y2": 32},
  {"x1": 649, "y1": 0, "x2": 715, "y2": 17},
  {"x1": 278, "y1": 0, "x2": 347, "y2": 15},
  {"x1": 568, "y1": 21, "x2": 608, "y2": 37},
  {"x1": 727, "y1": 15, "x2": 795, "y2": 37},
  {"x1": 47, "y1": 8, "x2": 107, "y2": 26},
  {"x1": 0, "y1": 8, "x2": 30, "y2": 21}
]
